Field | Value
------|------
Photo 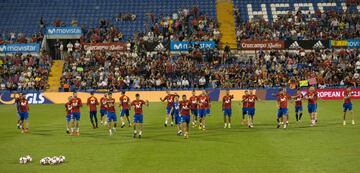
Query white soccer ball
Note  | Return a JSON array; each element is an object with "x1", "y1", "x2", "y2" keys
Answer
[
  {"x1": 19, "y1": 157, "x2": 26, "y2": 164},
  {"x1": 25, "y1": 155, "x2": 32, "y2": 162},
  {"x1": 59, "y1": 156, "x2": 65, "y2": 161},
  {"x1": 50, "y1": 159, "x2": 57, "y2": 165},
  {"x1": 40, "y1": 158, "x2": 47, "y2": 165}
]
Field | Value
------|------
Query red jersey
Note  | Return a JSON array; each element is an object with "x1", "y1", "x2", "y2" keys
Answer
[
  {"x1": 189, "y1": 96, "x2": 198, "y2": 109},
  {"x1": 71, "y1": 97, "x2": 82, "y2": 113},
  {"x1": 131, "y1": 100, "x2": 146, "y2": 114},
  {"x1": 163, "y1": 94, "x2": 176, "y2": 107},
  {"x1": 306, "y1": 91, "x2": 318, "y2": 104},
  {"x1": 180, "y1": 100, "x2": 191, "y2": 116},
  {"x1": 222, "y1": 95, "x2": 234, "y2": 109},
  {"x1": 198, "y1": 95, "x2": 209, "y2": 109},
  {"x1": 294, "y1": 93, "x2": 303, "y2": 106},
  {"x1": 278, "y1": 94, "x2": 291, "y2": 108},
  {"x1": 247, "y1": 95, "x2": 258, "y2": 108},
  {"x1": 242, "y1": 95, "x2": 249, "y2": 108},
  {"x1": 65, "y1": 102, "x2": 72, "y2": 115},
  {"x1": 100, "y1": 97, "x2": 108, "y2": 110},
  {"x1": 106, "y1": 98, "x2": 116, "y2": 112},
  {"x1": 19, "y1": 99, "x2": 29, "y2": 112},
  {"x1": 87, "y1": 96, "x2": 99, "y2": 111},
  {"x1": 344, "y1": 90, "x2": 352, "y2": 104},
  {"x1": 119, "y1": 95, "x2": 130, "y2": 109}
]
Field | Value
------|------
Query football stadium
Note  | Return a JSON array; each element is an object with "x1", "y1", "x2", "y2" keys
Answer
[{"x1": 0, "y1": 0, "x2": 360, "y2": 172}]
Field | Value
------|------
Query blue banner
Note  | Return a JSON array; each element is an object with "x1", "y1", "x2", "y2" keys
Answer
[
  {"x1": 0, "y1": 43, "x2": 40, "y2": 53},
  {"x1": 348, "y1": 39, "x2": 360, "y2": 48},
  {"x1": 170, "y1": 41, "x2": 216, "y2": 51},
  {"x1": 265, "y1": 88, "x2": 297, "y2": 100},
  {"x1": 45, "y1": 26, "x2": 82, "y2": 39}
]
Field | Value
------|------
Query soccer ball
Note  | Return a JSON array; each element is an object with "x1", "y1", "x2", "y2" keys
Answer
[
  {"x1": 50, "y1": 158, "x2": 57, "y2": 165},
  {"x1": 25, "y1": 155, "x2": 32, "y2": 162},
  {"x1": 19, "y1": 157, "x2": 27, "y2": 164},
  {"x1": 40, "y1": 158, "x2": 47, "y2": 165},
  {"x1": 52, "y1": 157, "x2": 60, "y2": 164}
]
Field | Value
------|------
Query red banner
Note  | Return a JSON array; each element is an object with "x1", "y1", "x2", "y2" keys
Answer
[
  {"x1": 306, "y1": 88, "x2": 360, "y2": 100},
  {"x1": 83, "y1": 42, "x2": 127, "y2": 51},
  {"x1": 240, "y1": 40, "x2": 285, "y2": 50}
]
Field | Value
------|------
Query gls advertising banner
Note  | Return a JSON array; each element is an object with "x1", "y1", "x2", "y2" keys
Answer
[
  {"x1": 0, "y1": 91, "x2": 53, "y2": 104},
  {"x1": 45, "y1": 27, "x2": 82, "y2": 39},
  {"x1": 0, "y1": 43, "x2": 40, "y2": 53},
  {"x1": 170, "y1": 41, "x2": 216, "y2": 51}
]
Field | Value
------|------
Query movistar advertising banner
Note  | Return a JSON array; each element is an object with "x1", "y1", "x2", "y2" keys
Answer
[{"x1": 45, "y1": 26, "x2": 82, "y2": 39}]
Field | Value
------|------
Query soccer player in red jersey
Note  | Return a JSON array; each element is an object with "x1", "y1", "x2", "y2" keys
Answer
[
  {"x1": 99, "y1": 93, "x2": 108, "y2": 125},
  {"x1": 276, "y1": 90, "x2": 291, "y2": 128},
  {"x1": 180, "y1": 95, "x2": 191, "y2": 139},
  {"x1": 304, "y1": 87, "x2": 318, "y2": 126},
  {"x1": 87, "y1": 92, "x2": 99, "y2": 129},
  {"x1": 343, "y1": 86, "x2": 355, "y2": 125},
  {"x1": 65, "y1": 96, "x2": 73, "y2": 134},
  {"x1": 71, "y1": 92, "x2": 82, "y2": 136},
  {"x1": 241, "y1": 90, "x2": 249, "y2": 125},
  {"x1": 160, "y1": 90, "x2": 176, "y2": 127},
  {"x1": 18, "y1": 95, "x2": 29, "y2": 133},
  {"x1": 106, "y1": 93, "x2": 117, "y2": 136},
  {"x1": 189, "y1": 90, "x2": 198, "y2": 127},
  {"x1": 222, "y1": 90, "x2": 234, "y2": 128},
  {"x1": 131, "y1": 93, "x2": 149, "y2": 138},
  {"x1": 292, "y1": 89, "x2": 304, "y2": 122},
  {"x1": 119, "y1": 91, "x2": 131, "y2": 128},
  {"x1": 247, "y1": 90, "x2": 260, "y2": 128},
  {"x1": 198, "y1": 90, "x2": 209, "y2": 130}
]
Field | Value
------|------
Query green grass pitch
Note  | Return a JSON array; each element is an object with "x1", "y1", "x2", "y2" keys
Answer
[{"x1": 0, "y1": 101, "x2": 359, "y2": 173}]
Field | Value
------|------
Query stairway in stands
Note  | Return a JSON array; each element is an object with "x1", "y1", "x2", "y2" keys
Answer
[
  {"x1": 47, "y1": 60, "x2": 64, "y2": 92},
  {"x1": 216, "y1": 0, "x2": 237, "y2": 49}
]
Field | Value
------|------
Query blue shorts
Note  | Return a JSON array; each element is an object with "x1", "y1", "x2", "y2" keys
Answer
[
  {"x1": 343, "y1": 103, "x2": 353, "y2": 112},
  {"x1": 181, "y1": 115, "x2": 190, "y2": 124},
  {"x1": 90, "y1": 111, "x2": 97, "y2": 118},
  {"x1": 199, "y1": 109, "x2": 207, "y2": 118},
  {"x1": 134, "y1": 114, "x2": 143, "y2": 123},
  {"x1": 206, "y1": 108, "x2": 210, "y2": 114},
  {"x1": 121, "y1": 109, "x2": 129, "y2": 117},
  {"x1": 277, "y1": 108, "x2": 288, "y2": 118},
  {"x1": 295, "y1": 106, "x2": 303, "y2": 113},
  {"x1": 223, "y1": 108, "x2": 232, "y2": 117},
  {"x1": 66, "y1": 114, "x2": 71, "y2": 123},
  {"x1": 100, "y1": 109, "x2": 107, "y2": 116},
  {"x1": 242, "y1": 108, "x2": 248, "y2": 115},
  {"x1": 166, "y1": 106, "x2": 174, "y2": 115},
  {"x1": 175, "y1": 115, "x2": 181, "y2": 125},
  {"x1": 71, "y1": 112, "x2": 81, "y2": 121},
  {"x1": 19, "y1": 112, "x2": 29, "y2": 121},
  {"x1": 308, "y1": 104, "x2": 317, "y2": 113},
  {"x1": 191, "y1": 109, "x2": 198, "y2": 116},
  {"x1": 107, "y1": 112, "x2": 117, "y2": 122},
  {"x1": 247, "y1": 108, "x2": 255, "y2": 116}
]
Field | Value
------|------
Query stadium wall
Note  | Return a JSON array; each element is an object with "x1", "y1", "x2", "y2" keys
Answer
[{"x1": 1, "y1": 88, "x2": 360, "y2": 104}]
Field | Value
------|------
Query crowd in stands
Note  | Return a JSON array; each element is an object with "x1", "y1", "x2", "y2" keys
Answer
[
  {"x1": 0, "y1": 32, "x2": 43, "y2": 44},
  {"x1": 235, "y1": 9, "x2": 360, "y2": 41},
  {"x1": 0, "y1": 54, "x2": 51, "y2": 90},
  {"x1": 59, "y1": 47, "x2": 360, "y2": 91}
]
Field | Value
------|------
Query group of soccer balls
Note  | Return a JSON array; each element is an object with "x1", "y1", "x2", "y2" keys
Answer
[
  {"x1": 18, "y1": 155, "x2": 66, "y2": 165},
  {"x1": 40, "y1": 156, "x2": 66, "y2": 165},
  {"x1": 19, "y1": 155, "x2": 32, "y2": 164}
]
